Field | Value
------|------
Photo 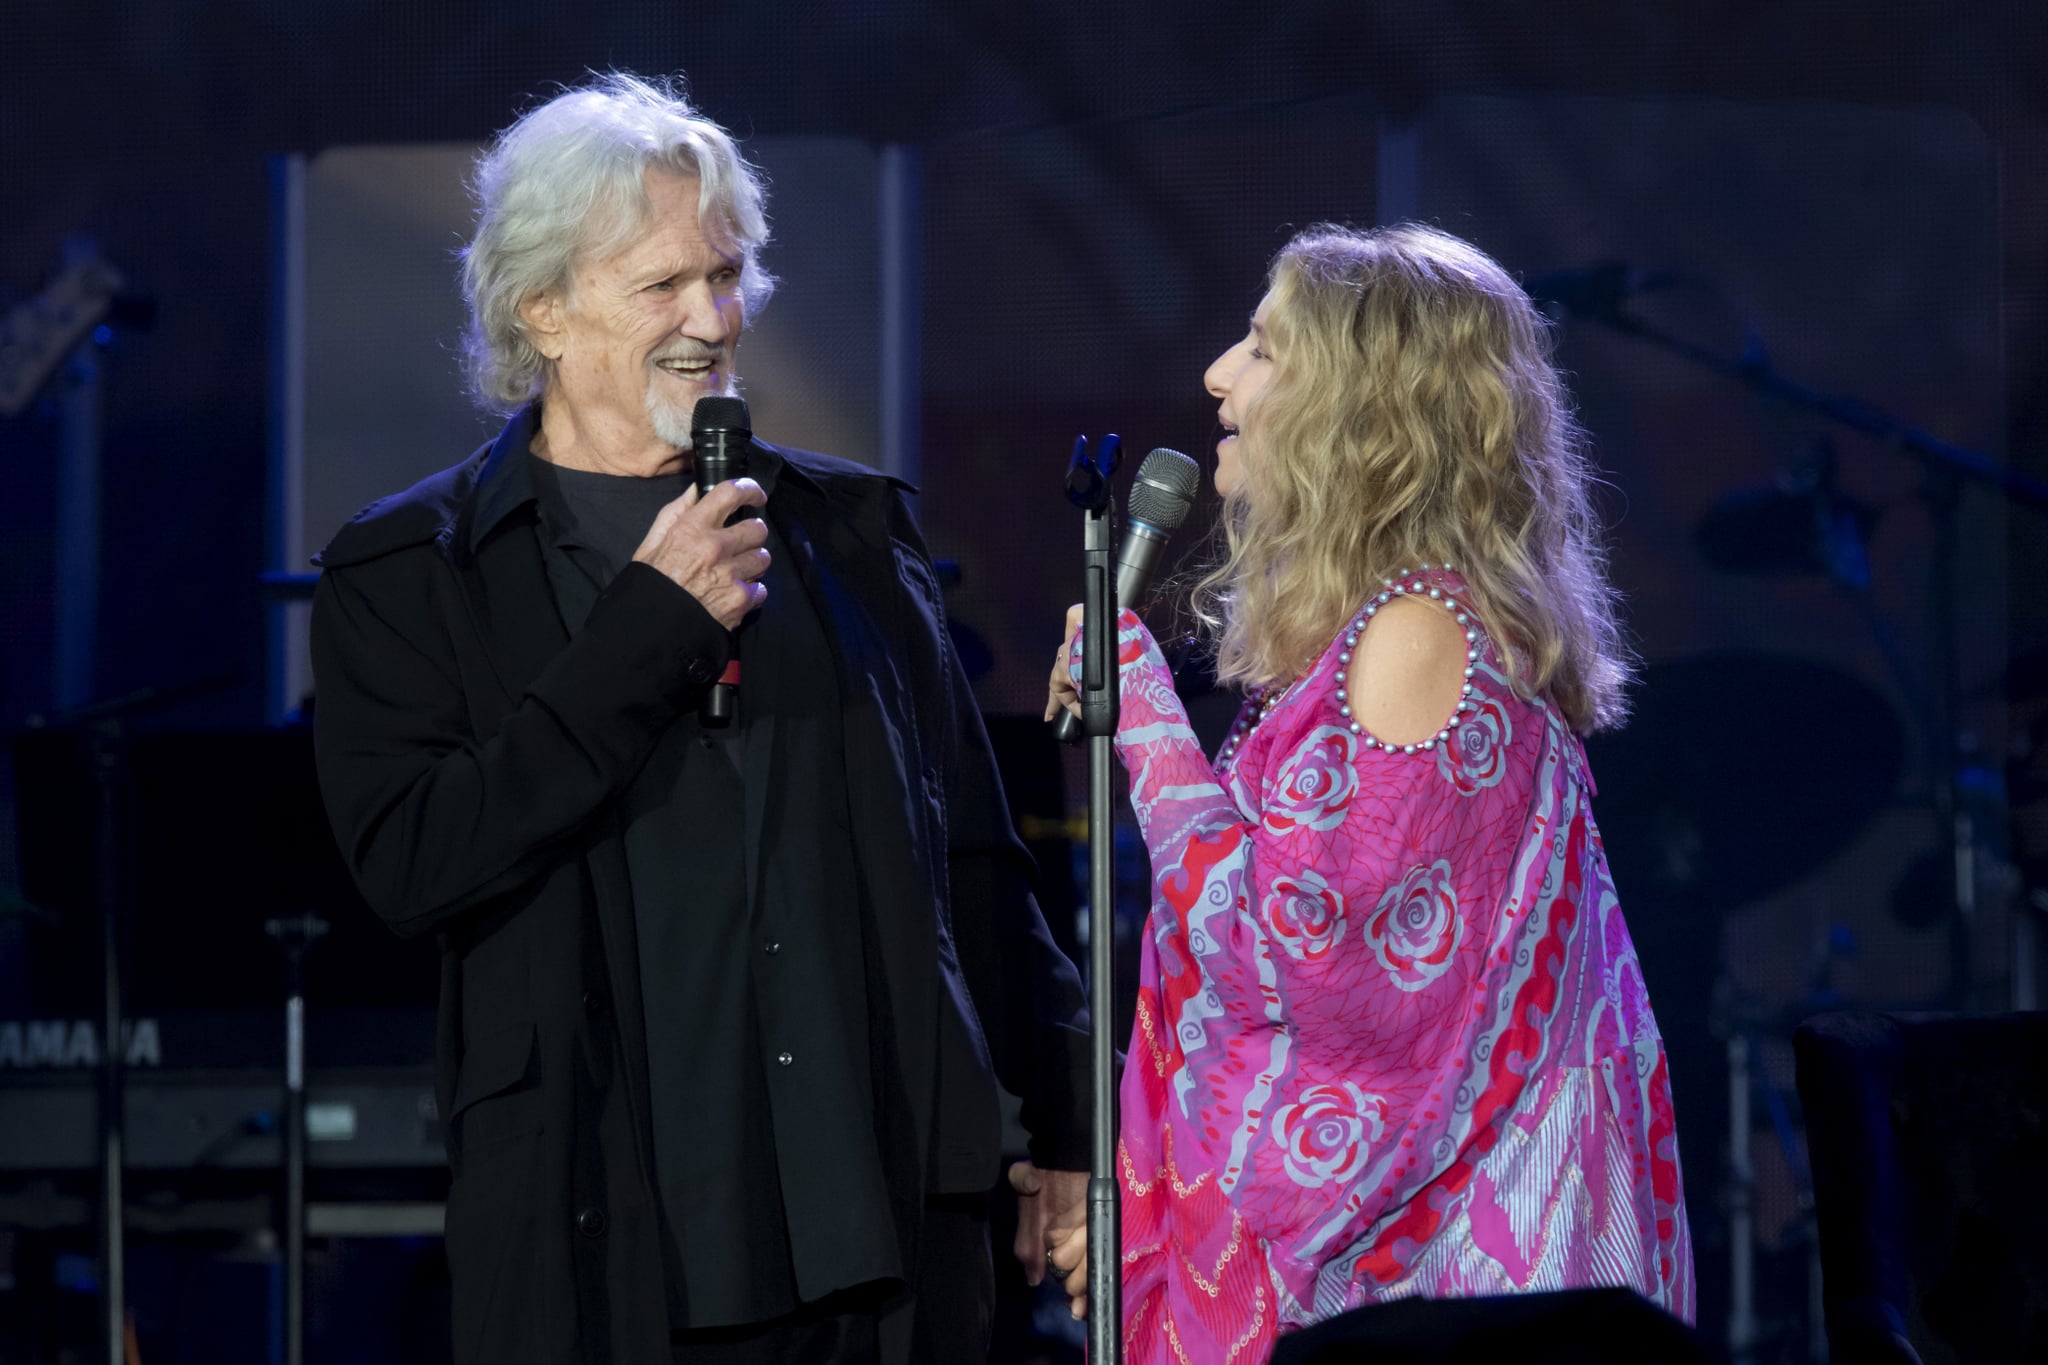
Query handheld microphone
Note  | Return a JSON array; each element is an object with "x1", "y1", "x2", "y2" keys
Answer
[
  {"x1": 690, "y1": 394, "x2": 754, "y2": 728},
  {"x1": 1054, "y1": 447, "x2": 1202, "y2": 743}
]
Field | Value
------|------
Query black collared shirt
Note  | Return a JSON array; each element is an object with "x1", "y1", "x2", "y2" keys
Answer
[{"x1": 509, "y1": 414, "x2": 900, "y2": 1329}]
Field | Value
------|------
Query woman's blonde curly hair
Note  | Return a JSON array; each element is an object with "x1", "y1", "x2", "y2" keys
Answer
[{"x1": 1192, "y1": 222, "x2": 1632, "y2": 734}]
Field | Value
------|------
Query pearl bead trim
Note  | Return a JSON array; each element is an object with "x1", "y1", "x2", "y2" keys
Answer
[{"x1": 1216, "y1": 563, "x2": 1481, "y2": 768}]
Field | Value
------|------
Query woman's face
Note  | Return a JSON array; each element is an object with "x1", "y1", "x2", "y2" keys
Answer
[{"x1": 1203, "y1": 291, "x2": 1277, "y2": 500}]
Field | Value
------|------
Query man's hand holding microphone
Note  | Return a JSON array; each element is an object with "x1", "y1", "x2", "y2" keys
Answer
[{"x1": 630, "y1": 477, "x2": 769, "y2": 631}]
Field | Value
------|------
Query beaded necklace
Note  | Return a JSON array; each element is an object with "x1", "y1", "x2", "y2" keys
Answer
[{"x1": 1214, "y1": 562, "x2": 1485, "y2": 769}]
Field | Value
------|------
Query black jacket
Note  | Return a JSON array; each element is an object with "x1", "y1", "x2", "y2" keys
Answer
[{"x1": 310, "y1": 419, "x2": 1090, "y2": 1365}]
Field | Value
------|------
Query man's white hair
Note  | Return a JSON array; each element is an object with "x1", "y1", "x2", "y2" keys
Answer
[{"x1": 459, "y1": 71, "x2": 774, "y2": 412}]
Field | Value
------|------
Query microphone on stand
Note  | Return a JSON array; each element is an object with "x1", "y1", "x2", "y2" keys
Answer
[
  {"x1": 1054, "y1": 447, "x2": 1202, "y2": 744},
  {"x1": 691, "y1": 394, "x2": 755, "y2": 728}
]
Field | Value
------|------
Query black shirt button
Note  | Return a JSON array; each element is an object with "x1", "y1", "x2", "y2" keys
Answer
[
  {"x1": 582, "y1": 990, "x2": 607, "y2": 1018},
  {"x1": 686, "y1": 657, "x2": 714, "y2": 684},
  {"x1": 764, "y1": 940, "x2": 781, "y2": 956},
  {"x1": 575, "y1": 1207, "x2": 608, "y2": 1238},
  {"x1": 776, "y1": 1051, "x2": 794, "y2": 1067}
]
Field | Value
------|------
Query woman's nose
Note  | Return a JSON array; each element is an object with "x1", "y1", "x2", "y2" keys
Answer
[{"x1": 1204, "y1": 348, "x2": 1235, "y2": 399}]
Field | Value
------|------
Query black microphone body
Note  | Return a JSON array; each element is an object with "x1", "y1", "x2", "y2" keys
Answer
[
  {"x1": 690, "y1": 395, "x2": 754, "y2": 728},
  {"x1": 1054, "y1": 448, "x2": 1201, "y2": 743}
]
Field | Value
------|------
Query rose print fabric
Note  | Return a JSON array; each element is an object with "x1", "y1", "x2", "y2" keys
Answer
[{"x1": 1097, "y1": 570, "x2": 1693, "y2": 1363}]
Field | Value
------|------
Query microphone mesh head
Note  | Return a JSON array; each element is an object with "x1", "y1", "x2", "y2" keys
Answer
[
  {"x1": 690, "y1": 395, "x2": 752, "y2": 436},
  {"x1": 1128, "y1": 448, "x2": 1201, "y2": 531}
]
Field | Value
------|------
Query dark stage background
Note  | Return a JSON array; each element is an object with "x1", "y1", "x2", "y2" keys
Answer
[{"x1": 3, "y1": 4, "x2": 2047, "y2": 1363}]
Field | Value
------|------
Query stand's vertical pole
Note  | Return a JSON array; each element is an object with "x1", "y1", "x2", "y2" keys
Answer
[
  {"x1": 1081, "y1": 501, "x2": 1122, "y2": 1364},
  {"x1": 266, "y1": 154, "x2": 308, "y2": 724},
  {"x1": 878, "y1": 145, "x2": 922, "y2": 493},
  {"x1": 55, "y1": 239, "x2": 104, "y2": 716},
  {"x1": 1926, "y1": 473, "x2": 1976, "y2": 1009},
  {"x1": 284, "y1": 953, "x2": 306, "y2": 1365},
  {"x1": 2015, "y1": 892, "x2": 2040, "y2": 1011},
  {"x1": 1088, "y1": 722, "x2": 1120, "y2": 1361},
  {"x1": 1727, "y1": 1032, "x2": 1756, "y2": 1365},
  {"x1": 90, "y1": 726, "x2": 124, "y2": 1365},
  {"x1": 1807, "y1": 1206, "x2": 1827, "y2": 1364},
  {"x1": 268, "y1": 912, "x2": 325, "y2": 1365}
]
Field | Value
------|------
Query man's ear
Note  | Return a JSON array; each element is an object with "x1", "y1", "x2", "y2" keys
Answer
[{"x1": 519, "y1": 289, "x2": 565, "y2": 360}]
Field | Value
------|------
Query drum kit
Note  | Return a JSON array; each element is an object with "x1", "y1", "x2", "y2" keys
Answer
[
  {"x1": 1587, "y1": 642, "x2": 1903, "y2": 1364},
  {"x1": 1553, "y1": 273, "x2": 2048, "y2": 1363}
]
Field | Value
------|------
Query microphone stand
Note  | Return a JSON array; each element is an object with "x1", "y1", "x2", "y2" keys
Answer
[
  {"x1": 266, "y1": 910, "x2": 329, "y2": 1365},
  {"x1": 33, "y1": 674, "x2": 240, "y2": 1365},
  {"x1": 88, "y1": 715, "x2": 126, "y2": 1365},
  {"x1": 1583, "y1": 303, "x2": 2048, "y2": 512},
  {"x1": 1063, "y1": 433, "x2": 1123, "y2": 1364}
]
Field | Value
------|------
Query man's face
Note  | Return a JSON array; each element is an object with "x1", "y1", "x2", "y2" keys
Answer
[{"x1": 529, "y1": 169, "x2": 745, "y2": 452}]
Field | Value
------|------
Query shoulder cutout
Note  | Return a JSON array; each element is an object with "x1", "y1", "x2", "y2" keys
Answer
[{"x1": 1346, "y1": 593, "x2": 1470, "y2": 747}]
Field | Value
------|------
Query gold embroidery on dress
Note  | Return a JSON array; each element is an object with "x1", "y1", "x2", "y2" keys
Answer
[
  {"x1": 1177, "y1": 1212, "x2": 1245, "y2": 1298},
  {"x1": 1157, "y1": 1278, "x2": 1268, "y2": 1364},
  {"x1": 1134, "y1": 992, "x2": 1173, "y2": 1077},
  {"x1": 1123, "y1": 1123, "x2": 1213, "y2": 1199}
]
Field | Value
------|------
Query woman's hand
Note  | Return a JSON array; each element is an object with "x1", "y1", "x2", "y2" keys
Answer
[
  {"x1": 1043, "y1": 602, "x2": 1085, "y2": 722},
  {"x1": 1046, "y1": 1220, "x2": 1090, "y2": 1319},
  {"x1": 1011, "y1": 1157, "x2": 1091, "y2": 1318}
]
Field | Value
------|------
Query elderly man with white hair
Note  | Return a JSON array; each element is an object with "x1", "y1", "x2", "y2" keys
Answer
[{"x1": 310, "y1": 73, "x2": 1092, "y2": 1365}]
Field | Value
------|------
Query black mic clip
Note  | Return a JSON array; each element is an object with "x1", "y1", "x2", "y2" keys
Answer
[
  {"x1": 1063, "y1": 433, "x2": 1122, "y2": 513},
  {"x1": 1059, "y1": 433, "x2": 1124, "y2": 744}
]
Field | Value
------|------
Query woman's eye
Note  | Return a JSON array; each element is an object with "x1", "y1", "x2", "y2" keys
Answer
[{"x1": 1249, "y1": 345, "x2": 1269, "y2": 361}]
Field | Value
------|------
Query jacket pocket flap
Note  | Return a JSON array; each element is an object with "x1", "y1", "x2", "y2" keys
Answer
[{"x1": 450, "y1": 1021, "x2": 536, "y2": 1117}]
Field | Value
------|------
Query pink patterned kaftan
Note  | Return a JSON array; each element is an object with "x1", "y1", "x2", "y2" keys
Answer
[{"x1": 1103, "y1": 569, "x2": 1693, "y2": 1363}]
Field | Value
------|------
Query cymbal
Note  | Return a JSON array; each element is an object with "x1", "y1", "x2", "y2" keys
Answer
[{"x1": 1584, "y1": 650, "x2": 1904, "y2": 916}]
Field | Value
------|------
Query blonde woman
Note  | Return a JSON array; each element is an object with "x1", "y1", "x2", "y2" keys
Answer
[{"x1": 1040, "y1": 224, "x2": 1694, "y2": 1361}]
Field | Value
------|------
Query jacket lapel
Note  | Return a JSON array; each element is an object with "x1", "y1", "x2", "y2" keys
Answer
[
  {"x1": 445, "y1": 430, "x2": 661, "y2": 1191},
  {"x1": 445, "y1": 411, "x2": 571, "y2": 719},
  {"x1": 460, "y1": 519, "x2": 569, "y2": 709}
]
